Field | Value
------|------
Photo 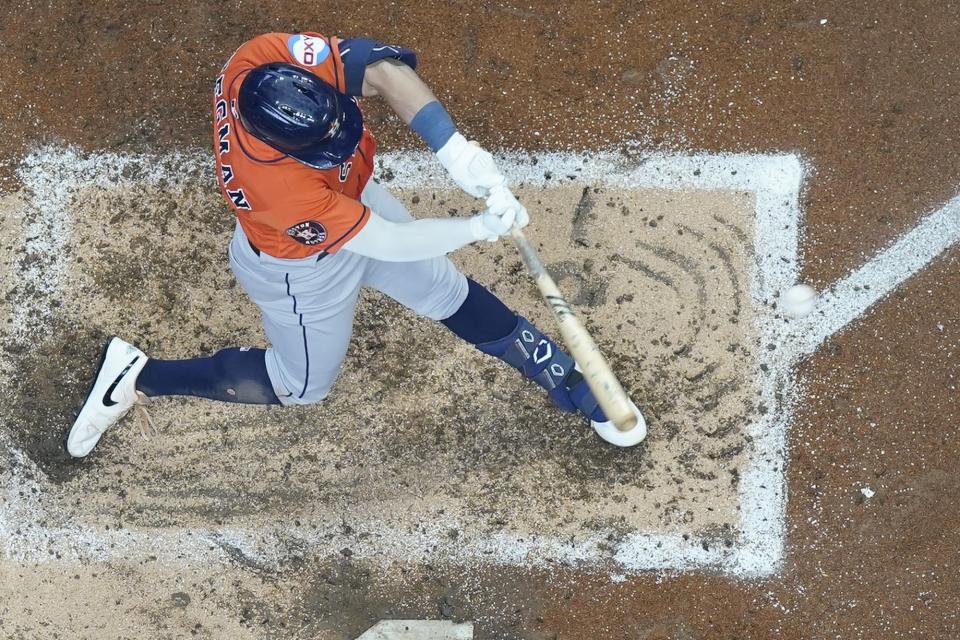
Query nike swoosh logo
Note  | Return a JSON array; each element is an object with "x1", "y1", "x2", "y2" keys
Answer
[{"x1": 102, "y1": 355, "x2": 141, "y2": 407}]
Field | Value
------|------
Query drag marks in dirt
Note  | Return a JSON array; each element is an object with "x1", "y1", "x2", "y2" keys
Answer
[
  {"x1": 0, "y1": 148, "x2": 796, "y2": 577},
  {"x1": 9, "y1": 147, "x2": 947, "y2": 578},
  {"x1": 387, "y1": 150, "x2": 805, "y2": 576}
]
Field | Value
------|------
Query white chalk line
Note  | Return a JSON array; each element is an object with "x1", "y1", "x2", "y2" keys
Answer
[
  {"x1": 778, "y1": 195, "x2": 960, "y2": 359},
  {"x1": 356, "y1": 620, "x2": 473, "y2": 640},
  {"x1": 7, "y1": 148, "x2": 209, "y2": 344},
  {"x1": 1, "y1": 147, "x2": 810, "y2": 577}
]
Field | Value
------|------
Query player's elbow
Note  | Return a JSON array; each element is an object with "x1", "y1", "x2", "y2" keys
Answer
[{"x1": 362, "y1": 59, "x2": 417, "y2": 96}]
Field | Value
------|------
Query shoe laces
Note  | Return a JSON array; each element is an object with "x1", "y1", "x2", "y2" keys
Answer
[{"x1": 133, "y1": 391, "x2": 160, "y2": 439}]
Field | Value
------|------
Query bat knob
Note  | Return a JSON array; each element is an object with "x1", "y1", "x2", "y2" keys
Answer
[{"x1": 591, "y1": 400, "x2": 647, "y2": 447}]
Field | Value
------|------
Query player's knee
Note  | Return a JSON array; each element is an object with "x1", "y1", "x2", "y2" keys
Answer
[
  {"x1": 210, "y1": 347, "x2": 281, "y2": 404},
  {"x1": 263, "y1": 348, "x2": 337, "y2": 407},
  {"x1": 422, "y1": 271, "x2": 469, "y2": 321},
  {"x1": 270, "y1": 373, "x2": 333, "y2": 406},
  {"x1": 279, "y1": 384, "x2": 331, "y2": 406},
  {"x1": 271, "y1": 368, "x2": 335, "y2": 406}
]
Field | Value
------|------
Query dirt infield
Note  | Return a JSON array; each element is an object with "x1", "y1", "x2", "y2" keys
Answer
[
  {"x1": 0, "y1": 162, "x2": 757, "y2": 536},
  {"x1": 1, "y1": 1, "x2": 959, "y2": 639}
]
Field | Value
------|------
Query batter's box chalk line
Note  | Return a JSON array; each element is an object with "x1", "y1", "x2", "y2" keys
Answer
[{"x1": 2, "y1": 147, "x2": 957, "y2": 578}]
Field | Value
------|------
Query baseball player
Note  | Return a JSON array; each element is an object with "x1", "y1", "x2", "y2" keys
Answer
[{"x1": 66, "y1": 32, "x2": 618, "y2": 458}]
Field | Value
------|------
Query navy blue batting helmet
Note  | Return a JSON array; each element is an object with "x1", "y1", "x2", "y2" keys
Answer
[{"x1": 238, "y1": 62, "x2": 363, "y2": 169}]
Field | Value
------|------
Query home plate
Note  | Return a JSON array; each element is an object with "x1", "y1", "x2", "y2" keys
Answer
[{"x1": 356, "y1": 620, "x2": 473, "y2": 640}]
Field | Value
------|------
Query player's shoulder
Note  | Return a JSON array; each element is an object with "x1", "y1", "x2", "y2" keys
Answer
[{"x1": 224, "y1": 32, "x2": 336, "y2": 74}]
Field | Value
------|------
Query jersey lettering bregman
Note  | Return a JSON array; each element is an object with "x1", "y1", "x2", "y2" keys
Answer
[{"x1": 215, "y1": 73, "x2": 251, "y2": 211}]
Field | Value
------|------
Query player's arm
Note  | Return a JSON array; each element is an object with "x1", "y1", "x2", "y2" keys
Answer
[
  {"x1": 360, "y1": 59, "x2": 435, "y2": 122},
  {"x1": 343, "y1": 206, "x2": 515, "y2": 262},
  {"x1": 339, "y1": 38, "x2": 528, "y2": 225},
  {"x1": 270, "y1": 189, "x2": 517, "y2": 263},
  {"x1": 361, "y1": 59, "x2": 516, "y2": 202}
]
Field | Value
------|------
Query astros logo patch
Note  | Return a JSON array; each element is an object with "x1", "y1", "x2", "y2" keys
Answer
[
  {"x1": 286, "y1": 221, "x2": 327, "y2": 246},
  {"x1": 287, "y1": 34, "x2": 329, "y2": 67}
]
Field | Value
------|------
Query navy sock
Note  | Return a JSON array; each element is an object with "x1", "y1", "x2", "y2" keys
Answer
[
  {"x1": 440, "y1": 278, "x2": 518, "y2": 345},
  {"x1": 136, "y1": 347, "x2": 281, "y2": 405}
]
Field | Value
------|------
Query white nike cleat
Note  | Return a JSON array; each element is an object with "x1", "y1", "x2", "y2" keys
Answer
[
  {"x1": 591, "y1": 399, "x2": 647, "y2": 448},
  {"x1": 66, "y1": 337, "x2": 150, "y2": 458}
]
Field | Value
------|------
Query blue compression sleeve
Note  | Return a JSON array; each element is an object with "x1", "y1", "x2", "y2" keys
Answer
[
  {"x1": 136, "y1": 347, "x2": 280, "y2": 405},
  {"x1": 338, "y1": 38, "x2": 418, "y2": 96},
  {"x1": 410, "y1": 101, "x2": 457, "y2": 152}
]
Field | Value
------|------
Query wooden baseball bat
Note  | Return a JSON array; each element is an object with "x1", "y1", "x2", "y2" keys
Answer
[{"x1": 509, "y1": 226, "x2": 638, "y2": 431}]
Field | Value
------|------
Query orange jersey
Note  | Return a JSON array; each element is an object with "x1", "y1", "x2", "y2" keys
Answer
[{"x1": 213, "y1": 33, "x2": 375, "y2": 259}]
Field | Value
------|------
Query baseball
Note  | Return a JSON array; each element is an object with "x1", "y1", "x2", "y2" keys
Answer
[{"x1": 781, "y1": 284, "x2": 817, "y2": 318}]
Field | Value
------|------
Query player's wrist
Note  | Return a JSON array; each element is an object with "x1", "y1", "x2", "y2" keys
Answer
[
  {"x1": 436, "y1": 131, "x2": 471, "y2": 166},
  {"x1": 469, "y1": 213, "x2": 500, "y2": 242},
  {"x1": 469, "y1": 213, "x2": 493, "y2": 242},
  {"x1": 410, "y1": 101, "x2": 457, "y2": 152},
  {"x1": 470, "y1": 209, "x2": 515, "y2": 243}
]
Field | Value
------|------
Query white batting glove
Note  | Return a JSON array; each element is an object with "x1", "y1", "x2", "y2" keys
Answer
[
  {"x1": 436, "y1": 133, "x2": 506, "y2": 198},
  {"x1": 486, "y1": 184, "x2": 529, "y2": 229},
  {"x1": 469, "y1": 207, "x2": 517, "y2": 242}
]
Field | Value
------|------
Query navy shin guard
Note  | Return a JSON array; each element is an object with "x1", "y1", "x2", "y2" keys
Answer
[{"x1": 475, "y1": 316, "x2": 607, "y2": 421}]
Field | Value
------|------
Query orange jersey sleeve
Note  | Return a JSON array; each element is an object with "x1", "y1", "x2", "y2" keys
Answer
[
  {"x1": 241, "y1": 177, "x2": 372, "y2": 258},
  {"x1": 221, "y1": 32, "x2": 347, "y2": 92}
]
